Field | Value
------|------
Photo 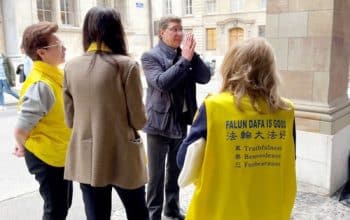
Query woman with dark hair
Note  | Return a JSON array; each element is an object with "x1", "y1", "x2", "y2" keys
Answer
[
  {"x1": 63, "y1": 7, "x2": 148, "y2": 220},
  {"x1": 13, "y1": 22, "x2": 72, "y2": 219}
]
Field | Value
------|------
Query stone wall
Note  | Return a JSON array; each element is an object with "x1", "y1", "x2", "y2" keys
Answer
[{"x1": 266, "y1": 0, "x2": 350, "y2": 195}]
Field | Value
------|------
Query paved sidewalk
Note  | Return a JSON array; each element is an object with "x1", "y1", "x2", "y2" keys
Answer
[
  {"x1": 0, "y1": 181, "x2": 350, "y2": 220},
  {"x1": 1, "y1": 78, "x2": 350, "y2": 219}
]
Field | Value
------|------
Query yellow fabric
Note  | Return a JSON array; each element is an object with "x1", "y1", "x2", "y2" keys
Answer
[
  {"x1": 87, "y1": 42, "x2": 112, "y2": 52},
  {"x1": 186, "y1": 92, "x2": 296, "y2": 220},
  {"x1": 20, "y1": 61, "x2": 71, "y2": 167}
]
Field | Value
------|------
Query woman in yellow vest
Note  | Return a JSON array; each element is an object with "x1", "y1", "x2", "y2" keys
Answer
[
  {"x1": 177, "y1": 38, "x2": 296, "y2": 220},
  {"x1": 13, "y1": 22, "x2": 72, "y2": 219}
]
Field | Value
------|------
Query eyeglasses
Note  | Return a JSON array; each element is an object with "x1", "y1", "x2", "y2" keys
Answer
[
  {"x1": 41, "y1": 41, "x2": 64, "y2": 49},
  {"x1": 167, "y1": 26, "x2": 183, "y2": 33}
]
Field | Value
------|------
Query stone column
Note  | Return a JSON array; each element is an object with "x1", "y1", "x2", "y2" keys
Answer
[
  {"x1": 1, "y1": 0, "x2": 20, "y2": 57},
  {"x1": 266, "y1": 0, "x2": 350, "y2": 195}
]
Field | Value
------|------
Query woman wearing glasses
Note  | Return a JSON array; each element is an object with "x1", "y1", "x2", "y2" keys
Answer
[
  {"x1": 63, "y1": 7, "x2": 148, "y2": 220},
  {"x1": 13, "y1": 22, "x2": 72, "y2": 219}
]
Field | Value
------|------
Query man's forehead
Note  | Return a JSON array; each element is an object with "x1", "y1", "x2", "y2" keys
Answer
[{"x1": 168, "y1": 22, "x2": 182, "y2": 27}]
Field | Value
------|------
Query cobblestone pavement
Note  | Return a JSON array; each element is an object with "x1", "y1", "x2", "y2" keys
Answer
[
  {"x1": 1, "y1": 78, "x2": 350, "y2": 219},
  {"x1": 110, "y1": 183, "x2": 350, "y2": 220}
]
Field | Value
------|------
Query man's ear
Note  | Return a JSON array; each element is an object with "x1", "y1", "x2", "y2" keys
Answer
[
  {"x1": 159, "y1": 29, "x2": 165, "y2": 40},
  {"x1": 36, "y1": 48, "x2": 46, "y2": 60}
]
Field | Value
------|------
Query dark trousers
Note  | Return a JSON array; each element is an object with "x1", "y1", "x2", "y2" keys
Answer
[
  {"x1": 146, "y1": 134, "x2": 183, "y2": 220},
  {"x1": 24, "y1": 150, "x2": 72, "y2": 220},
  {"x1": 80, "y1": 183, "x2": 149, "y2": 220}
]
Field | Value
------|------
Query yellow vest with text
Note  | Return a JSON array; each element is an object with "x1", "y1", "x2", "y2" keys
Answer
[
  {"x1": 186, "y1": 92, "x2": 296, "y2": 220},
  {"x1": 20, "y1": 61, "x2": 71, "y2": 167}
]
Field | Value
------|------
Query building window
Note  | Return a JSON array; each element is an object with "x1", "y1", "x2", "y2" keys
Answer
[
  {"x1": 258, "y1": 25, "x2": 265, "y2": 37},
  {"x1": 206, "y1": 0, "x2": 216, "y2": 13},
  {"x1": 60, "y1": 0, "x2": 75, "y2": 26},
  {"x1": 260, "y1": 0, "x2": 267, "y2": 9},
  {"x1": 229, "y1": 27, "x2": 244, "y2": 47},
  {"x1": 97, "y1": 0, "x2": 110, "y2": 7},
  {"x1": 37, "y1": 0, "x2": 53, "y2": 22},
  {"x1": 165, "y1": 0, "x2": 173, "y2": 14},
  {"x1": 231, "y1": 0, "x2": 244, "y2": 12},
  {"x1": 206, "y1": 28, "x2": 217, "y2": 50},
  {"x1": 154, "y1": 20, "x2": 160, "y2": 35},
  {"x1": 184, "y1": 0, "x2": 192, "y2": 15}
]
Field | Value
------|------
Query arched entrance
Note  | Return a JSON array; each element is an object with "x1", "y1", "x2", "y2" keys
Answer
[{"x1": 229, "y1": 27, "x2": 244, "y2": 47}]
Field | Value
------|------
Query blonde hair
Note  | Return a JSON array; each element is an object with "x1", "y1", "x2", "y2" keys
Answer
[{"x1": 221, "y1": 38, "x2": 289, "y2": 112}]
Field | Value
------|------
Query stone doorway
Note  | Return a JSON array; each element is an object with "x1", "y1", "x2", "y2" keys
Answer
[{"x1": 229, "y1": 27, "x2": 244, "y2": 48}]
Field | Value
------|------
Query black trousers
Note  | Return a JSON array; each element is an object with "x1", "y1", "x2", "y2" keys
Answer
[
  {"x1": 24, "y1": 150, "x2": 72, "y2": 220},
  {"x1": 146, "y1": 134, "x2": 183, "y2": 220},
  {"x1": 80, "y1": 183, "x2": 149, "y2": 220}
]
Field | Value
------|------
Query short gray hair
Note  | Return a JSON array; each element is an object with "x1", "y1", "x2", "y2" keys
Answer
[{"x1": 158, "y1": 15, "x2": 182, "y2": 38}]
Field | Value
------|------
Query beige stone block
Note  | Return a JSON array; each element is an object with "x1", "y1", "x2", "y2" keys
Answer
[
  {"x1": 333, "y1": 113, "x2": 350, "y2": 134},
  {"x1": 267, "y1": 0, "x2": 289, "y2": 14},
  {"x1": 280, "y1": 70, "x2": 314, "y2": 100},
  {"x1": 333, "y1": 1, "x2": 350, "y2": 48},
  {"x1": 313, "y1": 72, "x2": 330, "y2": 103},
  {"x1": 308, "y1": 11, "x2": 333, "y2": 37},
  {"x1": 268, "y1": 38, "x2": 288, "y2": 70},
  {"x1": 288, "y1": 38, "x2": 313, "y2": 71},
  {"x1": 319, "y1": 121, "x2": 332, "y2": 134},
  {"x1": 333, "y1": 11, "x2": 346, "y2": 39},
  {"x1": 266, "y1": 14, "x2": 279, "y2": 38},
  {"x1": 289, "y1": 0, "x2": 334, "y2": 11},
  {"x1": 278, "y1": 12, "x2": 308, "y2": 38},
  {"x1": 329, "y1": 37, "x2": 349, "y2": 101},
  {"x1": 295, "y1": 117, "x2": 320, "y2": 133},
  {"x1": 288, "y1": 37, "x2": 331, "y2": 72}
]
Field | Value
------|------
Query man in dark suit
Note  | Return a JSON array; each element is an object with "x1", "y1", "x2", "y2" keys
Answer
[{"x1": 141, "y1": 15, "x2": 211, "y2": 220}]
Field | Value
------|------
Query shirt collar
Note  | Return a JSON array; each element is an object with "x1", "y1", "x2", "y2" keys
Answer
[
  {"x1": 158, "y1": 40, "x2": 179, "y2": 59},
  {"x1": 87, "y1": 42, "x2": 112, "y2": 53}
]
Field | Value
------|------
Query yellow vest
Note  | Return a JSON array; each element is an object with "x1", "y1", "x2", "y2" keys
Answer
[
  {"x1": 186, "y1": 92, "x2": 296, "y2": 220},
  {"x1": 20, "y1": 61, "x2": 71, "y2": 167}
]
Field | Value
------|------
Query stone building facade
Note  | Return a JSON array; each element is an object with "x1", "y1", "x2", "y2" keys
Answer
[
  {"x1": 0, "y1": 0, "x2": 152, "y2": 62},
  {"x1": 152, "y1": 0, "x2": 266, "y2": 62},
  {"x1": 0, "y1": 0, "x2": 266, "y2": 63},
  {"x1": 267, "y1": 0, "x2": 350, "y2": 195}
]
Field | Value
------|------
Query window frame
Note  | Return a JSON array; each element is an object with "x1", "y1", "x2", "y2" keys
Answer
[
  {"x1": 60, "y1": 0, "x2": 76, "y2": 26},
  {"x1": 231, "y1": 0, "x2": 244, "y2": 12},
  {"x1": 258, "y1": 25, "x2": 266, "y2": 37},
  {"x1": 97, "y1": 0, "x2": 110, "y2": 7},
  {"x1": 206, "y1": 28, "x2": 217, "y2": 50},
  {"x1": 36, "y1": 0, "x2": 54, "y2": 22},
  {"x1": 165, "y1": 0, "x2": 173, "y2": 15},
  {"x1": 184, "y1": 0, "x2": 192, "y2": 15},
  {"x1": 206, "y1": 0, "x2": 216, "y2": 14}
]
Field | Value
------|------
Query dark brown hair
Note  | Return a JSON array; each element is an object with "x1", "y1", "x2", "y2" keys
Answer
[
  {"x1": 83, "y1": 6, "x2": 127, "y2": 55},
  {"x1": 21, "y1": 22, "x2": 58, "y2": 60}
]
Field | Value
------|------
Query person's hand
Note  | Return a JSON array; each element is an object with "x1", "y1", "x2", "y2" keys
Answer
[
  {"x1": 181, "y1": 33, "x2": 196, "y2": 61},
  {"x1": 13, "y1": 143, "x2": 25, "y2": 157}
]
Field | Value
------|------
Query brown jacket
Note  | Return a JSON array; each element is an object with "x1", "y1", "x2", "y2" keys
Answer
[{"x1": 63, "y1": 53, "x2": 147, "y2": 189}]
